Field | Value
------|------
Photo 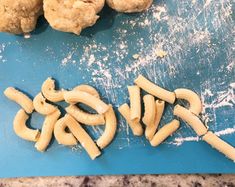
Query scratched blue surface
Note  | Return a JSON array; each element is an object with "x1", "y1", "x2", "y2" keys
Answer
[{"x1": 0, "y1": 0, "x2": 234, "y2": 178}]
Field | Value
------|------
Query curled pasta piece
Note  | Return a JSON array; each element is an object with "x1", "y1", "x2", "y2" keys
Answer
[
  {"x1": 97, "y1": 105, "x2": 117, "y2": 149},
  {"x1": 54, "y1": 116, "x2": 77, "y2": 146},
  {"x1": 150, "y1": 119, "x2": 180, "y2": 147},
  {"x1": 128, "y1": 86, "x2": 141, "y2": 122},
  {"x1": 203, "y1": 131, "x2": 235, "y2": 161},
  {"x1": 134, "y1": 75, "x2": 175, "y2": 104},
  {"x1": 145, "y1": 100, "x2": 165, "y2": 140},
  {"x1": 33, "y1": 93, "x2": 57, "y2": 115},
  {"x1": 65, "y1": 114, "x2": 101, "y2": 160},
  {"x1": 35, "y1": 109, "x2": 61, "y2": 152},
  {"x1": 65, "y1": 105, "x2": 105, "y2": 126},
  {"x1": 4, "y1": 87, "x2": 34, "y2": 114},
  {"x1": 142, "y1": 94, "x2": 156, "y2": 126},
  {"x1": 13, "y1": 109, "x2": 40, "y2": 142},
  {"x1": 41, "y1": 77, "x2": 65, "y2": 102},
  {"x1": 73, "y1": 85, "x2": 100, "y2": 98},
  {"x1": 118, "y1": 103, "x2": 143, "y2": 136},
  {"x1": 173, "y1": 105, "x2": 207, "y2": 136},
  {"x1": 64, "y1": 90, "x2": 109, "y2": 114},
  {"x1": 174, "y1": 88, "x2": 202, "y2": 115}
]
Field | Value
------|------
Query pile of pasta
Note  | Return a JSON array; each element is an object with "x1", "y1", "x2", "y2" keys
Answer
[
  {"x1": 119, "y1": 75, "x2": 235, "y2": 161},
  {"x1": 4, "y1": 78, "x2": 117, "y2": 160}
]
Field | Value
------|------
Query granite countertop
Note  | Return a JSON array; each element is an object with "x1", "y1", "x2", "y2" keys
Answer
[{"x1": 0, "y1": 175, "x2": 235, "y2": 187}]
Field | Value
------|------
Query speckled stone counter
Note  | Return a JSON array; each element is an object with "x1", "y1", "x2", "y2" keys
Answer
[{"x1": 1, "y1": 175, "x2": 235, "y2": 187}]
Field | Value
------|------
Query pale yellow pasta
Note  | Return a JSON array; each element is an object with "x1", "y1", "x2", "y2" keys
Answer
[
  {"x1": 41, "y1": 77, "x2": 65, "y2": 102},
  {"x1": 4, "y1": 87, "x2": 34, "y2": 114},
  {"x1": 64, "y1": 90, "x2": 109, "y2": 114},
  {"x1": 65, "y1": 105, "x2": 105, "y2": 126},
  {"x1": 128, "y1": 86, "x2": 141, "y2": 122},
  {"x1": 134, "y1": 75, "x2": 175, "y2": 104},
  {"x1": 145, "y1": 100, "x2": 165, "y2": 140},
  {"x1": 73, "y1": 85, "x2": 100, "y2": 98},
  {"x1": 35, "y1": 109, "x2": 61, "y2": 152},
  {"x1": 150, "y1": 119, "x2": 180, "y2": 147},
  {"x1": 142, "y1": 94, "x2": 155, "y2": 126},
  {"x1": 174, "y1": 88, "x2": 202, "y2": 115},
  {"x1": 203, "y1": 131, "x2": 235, "y2": 161},
  {"x1": 173, "y1": 105, "x2": 207, "y2": 136},
  {"x1": 65, "y1": 114, "x2": 101, "y2": 160},
  {"x1": 54, "y1": 116, "x2": 77, "y2": 146},
  {"x1": 118, "y1": 103, "x2": 143, "y2": 136},
  {"x1": 33, "y1": 93, "x2": 57, "y2": 115},
  {"x1": 97, "y1": 105, "x2": 117, "y2": 149},
  {"x1": 13, "y1": 109, "x2": 40, "y2": 142}
]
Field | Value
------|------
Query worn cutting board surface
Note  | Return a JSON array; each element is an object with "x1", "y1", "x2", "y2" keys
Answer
[{"x1": 0, "y1": 0, "x2": 234, "y2": 178}]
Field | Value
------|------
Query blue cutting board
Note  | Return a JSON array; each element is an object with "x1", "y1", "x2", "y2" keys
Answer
[{"x1": 0, "y1": 0, "x2": 234, "y2": 178}]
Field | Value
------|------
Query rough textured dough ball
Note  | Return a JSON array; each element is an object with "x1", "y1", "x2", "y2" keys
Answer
[
  {"x1": 44, "y1": 0, "x2": 105, "y2": 35},
  {"x1": 0, "y1": 0, "x2": 43, "y2": 34},
  {"x1": 106, "y1": 0, "x2": 153, "y2": 13}
]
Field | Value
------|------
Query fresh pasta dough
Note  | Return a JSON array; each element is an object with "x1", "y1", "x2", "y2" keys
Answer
[
  {"x1": 41, "y1": 77, "x2": 65, "y2": 102},
  {"x1": 174, "y1": 88, "x2": 202, "y2": 116},
  {"x1": 118, "y1": 103, "x2": 143, "y2": 136},
  {"x1": 0, "y1": 0, "x2": 43, "y2": 34},
  {"x1": 142, "y1": 94, "x2": 156, "y2": 127},
  {"x1": 73, "y1": 85, "x2": 100, "y2": 99},
  {"x1": 134, "y1": 75, "x2": 175, "y2": 104},
  {"x1": 64, "y1": 90, "x2": 109, "y2": 114},
  {"x1": 173, "y1": 105, "x2": 207, "y2": 136},
  {"x1": 145, "y1": 100, "x2": 165, "y2": 140},
  {"x1": 33, "y1": 93, "x2": 57, "y2": 115},
  {"x1": 65, "y1": 105, "x2": 105, "y2": 126},
  {"x1": 35, "y1": 109, "x2": 61, "y2": 152},
  {"x1": 203, "y1": 131, "x2": 235, "y2": 161},
  {"x1": 150, "y1": 119, "x2": 180, "y2": 147},
  {"x1": 106, "y1": 0, "x2": 153, "y2": 13},
  {"x1": 54, "y1": 116, "x2": 78, "y2": 146},
  {"x1": 128, "y1": 86, "x2": 141, "y2": 122},
  {"x1": 65, "y1": 114, "x2": 101, "y2": 160},
  {"x1": 43, "y1": 0, "x2": 105, "y2": 35},
  {"x1": 97, "y1": 105, "x2": 117, "y2": 149},
  {"x1": 4, "y1": 87, "x2": 34, "y2": 114},
  {"x1": 13, "y1": 109, "x2": 40, "y2": 142}
]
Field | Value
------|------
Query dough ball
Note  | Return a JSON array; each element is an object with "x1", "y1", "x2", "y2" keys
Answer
[
  {"x1": 106, "y1": 0, "x2": 153, "y2": 13},
  {"x1": 44, "y1": 0, "x2": 105, "y2": 35},
  {"x1": 0, "y1": 0, "x2": 43, "y2": 34}
]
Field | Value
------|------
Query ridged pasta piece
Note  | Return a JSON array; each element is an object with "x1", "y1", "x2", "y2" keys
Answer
[
  {"x1": 97, "y1": 105, "x2": 117, "y2": 149},
  {"x1": 64, "y1": 90, "x2": 109, "y2": 114},
  {"x1": 142, "y1": 94, "x2": 156, "y2": 126},
  {"x1": 65, "y1": 105, "x2": 105, "y2": 126},
  {"x1": 54, "y1": 116, "x2": 77, "y2": 146},
  {"x1": 128, "y1": 86, "x2": 141, "y2": 122},
  {"x1": 173, "y1": 105, "x2": 207, "y2": 136},
  {"x1": 35, "y1": 109, "x2": 61, "y2": 152},
  {"x1": 150, "y1": 119, "x2": 180, "y2": 147},
  {"x1": 203, "y1": 131, "x2": 235, "y2": 161},
  {"x1": 4, "y1": 87, "x2": 34, "y2": 114},
  {"x1": 134, "y1": 75, "x2": 175, "y2": 104},
  {"x1": 13, "y1": 109, "x2": 40, "y2": 142},
  {"x1": 145, "y1": 100, "x2": 165, "y2": 140},
  {"x1": 174, "y1": 88, "x2": 202, "y2": 116},
  {"x1": 73, "y1": 85, "x2": 100, "y2": 98},
  {"x1": 41, "y1": 77, "x2": 65, "y2": 102},
  {"x1": 33, "y1": 93, "x2": 57, "y2": 115},
  {"x1": 65, "y1": 114, "x2": 101, "y2": 160},
  {"x1": 118, "y1": 103, "x2": 143, "y2": 136}
]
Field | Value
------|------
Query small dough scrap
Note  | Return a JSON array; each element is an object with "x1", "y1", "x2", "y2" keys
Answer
[
  {"x1": 43, "y1": 0, "x2": 105, "y2": 35},
  {"x1": 0, "y1": 0, "x2": 43, "y2": 34},
  {"x1": 106, "y1": 0, "x2": 153, "y2": 13}
]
